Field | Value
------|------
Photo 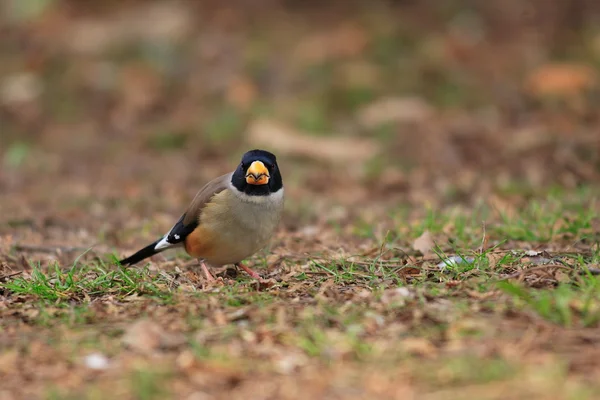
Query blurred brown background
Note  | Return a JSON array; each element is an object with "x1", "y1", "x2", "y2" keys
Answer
[
  {"x1": 1, "y1": 0, "x2": 600, "y2": 226},
  {"x1": 2, "y1": 5, "x2": 600, "y2": 398}
]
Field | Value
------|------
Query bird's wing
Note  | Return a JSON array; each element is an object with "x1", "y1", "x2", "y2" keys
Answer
[{"x1": 154, "y1": 173, "x2": 231, "y2": 250}]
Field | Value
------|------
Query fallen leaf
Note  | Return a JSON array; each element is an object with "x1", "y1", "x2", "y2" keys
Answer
[
  {"x1": 381, "y1": 287, "x2": 413, "y2": 306},
  {"x1": 465, "y1": 289, "x2": 497, "y2": 300},
  {"x1": 357, "y1": 96, "x2": 433, "y2": 128},
  {"x1": 298, "y1": 225, "x2": 320, "y2": 237},
  {"x1": 507, "y1": 126, "x2": 554, "y2": 153},
  {"x1": 177, "y1": 284, "x2": 197, "y2": 292},
  {"x1": 213, "y1": 309, "x2": 227, "y2": 326},
  {"x1": 118, "y1": 63, "x2": 162, "y2": 115},
  {"x1": 486, "y1": 252, "x2": 506, "y2": 270},
  {"x1": 525, "y1": 63, "x2": 597, "y2": 98},
  {"x1": 255, "y1": 278, "x2": 276, "y2": 291},
  {"x1": 378, "y1": 168, "x2": 408, "y2": 191},
  {"x1": 445, "y1": 280, "x2": 461, "y2": 288},
  {"x1": 401, "y1": 337, "x2": 437, "y2": 357},
  {"x1": 122, "y1": 319, "x2": 162, "y2": 353},
  {"x1": 122, "y1": 319, "x2": 185, "y2": 353},
  {"x1": 446, "y1": 319, "x2": 488, "y2": 342},
  {"x1": 555, "y1": 270, "x2": 570, "y2": 283},
  {"x1": 274, "y1": 351, "x2": 308, "y2": 374},
  {"x1": 247, "y1": 119, "x2": 379, "y2": 164},
  {"x1": 293, "y1": 23, "x2": 368, "y2": 64},
  {"x1": 0, "y1": 73, "x2": 43, "y2": 105},
  {"x1": 226, "y1": 76, "x2": 257, "y2": 110},
  {"x1": 175, "y1": 350, "x2": 197, "y2": 372},
  {"x1": 65, "y1": 2, "x2": 193, "y2": 54},
  {"x1": 0, "y1": 350, "x2": 19, "y2": 374},
  {"x1": 413, "y1": 231, "x2": 435, "y2": 256}
]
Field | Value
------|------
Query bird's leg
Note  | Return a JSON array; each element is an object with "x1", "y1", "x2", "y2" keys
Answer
[
  {"x1": 235, "y1": 262, "x2": 261, "y2": 279},
  {"x1": 199, "y1": 259, "x2": 215, "y2": 282}
]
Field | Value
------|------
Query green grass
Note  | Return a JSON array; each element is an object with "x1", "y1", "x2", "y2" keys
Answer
[
  {"x1": 130, "y1": 368, "x2": 171, "y2": 400},
  {"x1": 494, "y1": 197, "x2": 598, "y2": 242},
  {"x1": 3, "y1": 186, "x2": 600, "y2": 398},
  {"x1": 415, "y1": 355, "x2": 518, "y2": 387},
  {"x1": 1, "y1": 261, "x2": 173, "y2": 304},
  {"x1": 498, "y1": 272, "x2": 600, "y2": 327},
  {"x1": 146, "y1": 130, "x2": 189, "y2": 151},
  {"x1": 3, "y1": 2, "x2": 600, "y2": 398},
  {"x1": 3, "y1": 141, "x2": 30, "y2": 168},
  {"x1": 203, "y1": 106, "x2": 245, "y2": 143},
  {"x1": 295, "y1": 99, "x2": 331, "y2": 134}
]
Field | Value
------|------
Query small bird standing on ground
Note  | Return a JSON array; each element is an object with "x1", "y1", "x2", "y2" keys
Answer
[{"x1": 119, "y1": 149, "x2": 284, "y2": 281}]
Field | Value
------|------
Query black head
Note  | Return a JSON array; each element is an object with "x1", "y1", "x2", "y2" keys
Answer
[{"x1": 231, "y1": 149, "x2": 283, "y2": 196}]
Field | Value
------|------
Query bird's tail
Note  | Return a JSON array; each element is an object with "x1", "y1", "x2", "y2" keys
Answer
[{"x1": 119, "y1": 240, "x2": 163, "y2": 266}]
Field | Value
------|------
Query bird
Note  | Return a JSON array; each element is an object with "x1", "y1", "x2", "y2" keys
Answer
[{"x1": 118, "y1": 149, "x2": 284, "y2": 281}]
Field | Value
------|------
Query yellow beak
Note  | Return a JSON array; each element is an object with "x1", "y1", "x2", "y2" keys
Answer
[{"x1": 245, "y1": 161, "x2": 270, "y2": 185}]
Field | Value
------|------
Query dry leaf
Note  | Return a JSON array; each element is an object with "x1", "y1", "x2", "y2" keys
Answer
[
  {"x1": 357, "y1": 96, "x2": 433, "y2": 128},
  {"x1": 175, "y1": 350, "x2": 197, "y2": 372},
  {"x1": 247, "y1": 119, "x2": 379, "y2": 164},
  {"x1": 65, "y1": 3, "x2": 193, "y2": 54},
  {"x1": 226, "y1": 76, "x2": 257, "y2": 110},
  {"x1": 507, "y1": 126, "x2": 554, "y2": 153},
  {"x1": 293, "y1": 24, "x2": 368, "y2": 64},
  {"x1": 122, "y1": 319, "x2": 162, "y2": 353},
  {"x1": 122, "y1": 319, "x2": 185, "y2": 353},
  {"x1": 413, "y1": 231, "x2": 435, "y2": 256},
  {"x1": 401, "y1": 337, "x2": 437, "y2": 357},
  {"x1": 486, "y1": 252, "x2": 506, "y2": 270},
  {"x1": 525, "y1": 63, "x2": 598, "y2": 98},
  {"x1": 0, "y1": 350, "x2": 19, "y2": 374},
  {"x1": 555, "y1": 270, "x2": 570, "y2": 283},
  {"x1": 0, "y1": 73, "x2": 43, "y2": 105},
  {"x1": 381, "y1": 287, "x2": 413, "y2": 306},
  {"x1": 274, "y1": 351, "x2": 308, "y2": 374},
  {"x1": 118, "y1": 63, "x2": 162, "y2": 115},
  {"x1": 446, "y1": 319, "x2": 487, "y2": 342}
]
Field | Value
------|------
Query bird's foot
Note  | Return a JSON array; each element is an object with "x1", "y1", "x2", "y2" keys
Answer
[
  {"x1": 236, "y1": 262, "x2": 261, "y2": 280},
  {"x1": 199, "y1": 260, "x2": 216, "y2": 282}
]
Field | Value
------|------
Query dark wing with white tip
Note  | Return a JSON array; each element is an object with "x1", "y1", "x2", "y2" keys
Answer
[{"x1": 119, "y1": 174, "x2": 231, "y2": 265}]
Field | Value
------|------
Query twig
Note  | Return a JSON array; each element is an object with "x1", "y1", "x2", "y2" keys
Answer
[
  {"x1": 0, "y1": 271, "x2": 23, "y2": 282},
  {"x1": 546, "y1": 257, "x2": 600, "y2": 276},
  {"x1": 498, "y1": 264, "x2": 572, "y2": 281},
  {"x1": 479, "y1": 221, "x2": 487, "y2": 254}
]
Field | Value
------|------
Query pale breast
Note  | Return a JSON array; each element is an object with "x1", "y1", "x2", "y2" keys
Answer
[{"x1": 198, "y1": 189, "x2": 283, "y2": 266}]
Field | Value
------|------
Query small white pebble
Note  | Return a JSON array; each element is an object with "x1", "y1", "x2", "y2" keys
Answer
[
  {"x1": 525, "y1": 250, "x2": 542, "y2": 256},
  {"x1": 84, "y1": 353, "x2": 110, "y2": 370},
  {"x1": 437, "y1": 256, "x2": 475, "y2": 270}
]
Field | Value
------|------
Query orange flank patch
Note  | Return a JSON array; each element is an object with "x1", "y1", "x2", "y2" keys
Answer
[{"x1": 184, "y1": 226, "x2": 216, "y2": 258}]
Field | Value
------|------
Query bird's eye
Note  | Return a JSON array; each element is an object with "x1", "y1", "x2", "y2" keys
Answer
[{"x1": 270, "y1": 163, "x2": 276, "y2": 169}]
